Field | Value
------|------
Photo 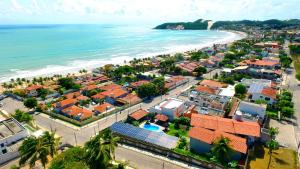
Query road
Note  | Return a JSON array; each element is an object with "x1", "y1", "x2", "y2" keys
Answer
[{"x1": 34, "y1": 76, "x2": 198, "y2": 146}]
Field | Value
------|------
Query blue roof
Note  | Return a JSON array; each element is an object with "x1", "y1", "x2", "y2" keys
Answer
[
  {"x1": 110, "y1": 122, "x2": 178, "y2": 149},
  {"x1": 248, "y1": 83, "x2": 264, "y2": 94}
]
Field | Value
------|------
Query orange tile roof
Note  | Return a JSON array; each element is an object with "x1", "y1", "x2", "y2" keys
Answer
[
  {"x1": 117, "y1": 93, "x2": 141, "y2": 104},
  {"x1": 261, "y1": 87, "x2": 277, "y2": 99},
  {"x1": 155, "y1": 114, "x2": 169, "y2": 122},
  {"x1": 99, "y1": 83, "x2": 122, "y2": 91},
  {"x1": 64, "y1": 91, "x2": 81, "y2": 99},
  {"x1": 130, "y1": 80, "x2": 149, "y2": 88},
  {"x1": 189, "y1": 127, "x2": 247, "y2": 154},
  {"x1": 191, "y1": 114, "x2": 260, "y2": 137},
  {"x1": 94, "y1": 102, "x2": 114, "y2": 113},
  {"x1": 61, "y1": 106, "x2": 92, "y2": 120},
  {"x1": 195, "y1": 85, "x2": 218, "y2": 94},
  {"x1": 100, "y1": 88, "x2": 128, "y2": 99},
  {"x1": 55, "y1": 98, "x2": 78, "y2": 108},
  {"x1": 26, "y1": 85, "x2": 43, "y2": 91},
  {"x1": 240, "y1": 59, "x2": 279, "y2": 67},
  {"x1": 129, "y1": 109, "x2": 148, "y2": 120},
  {"x1": 82, "y1": 84, "x2": 98, "y2": 91},
  {"x1": 76, "y1": 95, "x2": 89, "y2": 101},
  {"x1": 200, "y1": 80, "x2": 228, "y2": 89},
  {"x1": 91, "y1": 93, "x2": 105, "y2": 100}
]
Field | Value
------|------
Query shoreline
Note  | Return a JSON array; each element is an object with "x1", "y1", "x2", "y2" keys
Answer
[{"x1": 0, "y1": 30, "x2": 246, "y2": 85}]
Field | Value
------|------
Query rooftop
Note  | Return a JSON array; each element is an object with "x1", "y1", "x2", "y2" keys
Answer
[
  {"x1": 0, "y1": 118, "x2": 25, "y2": 139},
  {"x1": 195, "y1": 85, "x2": 218, "y2": 95},
  {"x1": 159, "y1": 98, "x2": 184, "y2": 109},
  {"x1": 155, "y1": 114, "x2": 169, "y2": 122},
  {"x1": 200, "y1": 79, "x2": 228, "y2": 89},
  {"x1": 61, "y1": 106, "x2": 92, "y2": 120},
  {"x1": 129, "y1": 109, "x2": 148, "y2": 121},
  {"x1": 94, "y1": 102, "x2": 114, "y2": 113}
]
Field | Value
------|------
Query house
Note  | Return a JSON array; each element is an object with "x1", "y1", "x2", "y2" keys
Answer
[
  {"x1": 100, "y1": 88, "x2": 128, "y2": 105},
  {"x1": 129, "y1": 109, "x2": 148, "y2": 121},
  {"x1": 99, "y1": 83, "x2": 122, "y2": 91},
  {"x1": 233, "y1": 66, "x2": 281, "y2": 80},
  {"x1": 164, "y1": 76, "x2": 188, "y2": 90},
  {"x1": 129, "y1": 80, "x2": 149, "y2": 90},
  {"x1": 149, "y1": 98, "x2": 185, "y2": 121},
  {"x1": 189, "y1": 127, "x2": 247, "y2": 161},
  {"x1": 116, "y1": 93, "x2": 141, "y2": 105},
  {"x1": 94, "y1": 102, "x2": 114, "y2": 115},
  {"x1": 235, "y1": 101, "x2": 267, "y2": 123},
  {"x1": 155, "y1": 114, "x2": 169, "y2": 126},
  {"x1": 81, "y1": 84, "x2": 98, "y2": 95},
  {"x1": 240, "y1": 78, "x2": 273, "y2": 88},
  {"x1": 219, "y1": 85, "x2": 235, "y2": 97},
  {"x1": 25, "y1": 85, "x2": 43, "y2": 97},
  {"x1": 199, "y1": 79, "x2": 228, "y2": 89},
  {"x1": 91, "y1": 93, "x2": 105, "y2": 103},
  {"x1": 190, "y1": 114, "x2": 261, "y2": 144},
  {"x1": 176, "y1": 61, "x2": 201, "y2": 74},
  {"x1": 61, "y1": 106, "x2": 92, "y2": 121},
  {"x1": 64, "y1": 91, "x2": 81, "y2": 99},
  {"x1": 76, "y1": 95, "x2": 89, "y2": 105},
  {"x1": 247, "y1": 84, "x2": 277, "y2": 105},
  {"x1": 0, "y1": 118, "x2": 28, "y2": 164},
  {"x1": 239, "y1": 59, "x2": 280, "y2": 70},
  {"x1": 194, "y1": 85, "x2": 219, "y2": 95},
  {"x1": 54, "y1": 98, "x2": 78, "y2": 112}
]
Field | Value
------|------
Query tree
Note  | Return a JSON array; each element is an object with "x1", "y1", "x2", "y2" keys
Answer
[
  {"x1": 266, "y1": 139, "x2": 279, "y2": 169},
  {"x1": 24, "y1": 98, "x2": 38, "y2": 109},
  {"x1": 137, "y1": 83, "x2": 157, "y2": 98},
  {"x1": 211, "y1": 137, "x2": 232, "y2": 163},
  {"x1": 49, "y1": 147, "x2": 88, "y2": 169},
  {"x1": 43, "y1": 131, "x2": 59, "y2": 157},
  {"x1": 193, "y1": 66, "x2": 207, "y2": 77},
  {"x1": 100, "y1": 129, "x2": 120, "y2": 160},
  {"x1": 178, "y1": 137, "x2": 188, "y2": 150},
  {"x1": 234, "y1": 84, "x2": 247, "y2": 95},
  {"x1": 268, "y1": 127, "x2": 279, "y2": 139},
  {"x1": 19, "y1": 131, "x2": 60, "y2": 168},
  {"x1": 152, "y1": 76, "x2": 165, "y2": 94},
  {"x1": 13, "y1": 109, "x2": 32, "y2": 123},
  {"x1": 58, "y1": 77, "x2": 76, "y2": 89},
  {"x1": 281, "y1": 107, "x2": 294, "y2": 117}
]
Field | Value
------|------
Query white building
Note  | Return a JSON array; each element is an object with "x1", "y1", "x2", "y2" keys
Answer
[
  {"x1": 149, "y1": 98, "x2": 185, "y2": 120},
  {"x1": 0, "y1": 118, "x2": 28, "y2": 164},
  {"x1": 235, "y1": 101, "x2": 267, "y2": 122},
  {"x1": 247, "y1": 84, "x2": 277, "y2": 105}
]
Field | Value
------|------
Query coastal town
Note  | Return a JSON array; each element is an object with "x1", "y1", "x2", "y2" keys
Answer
[{"x1": 1, "y1": 21, "x2": 300, "y2": 169}]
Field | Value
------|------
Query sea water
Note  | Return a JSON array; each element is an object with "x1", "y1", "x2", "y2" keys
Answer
[{"x1": 0, "y1": 24, "x2": 241, "y2": 82}]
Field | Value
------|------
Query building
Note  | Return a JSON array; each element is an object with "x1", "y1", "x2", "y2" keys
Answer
[
  {"x1": 54, "y1": 98, "x2": 78, "y2": 112},
  {"x1": 239, "y1": 59, "x2": 280, "y2": 70},
  {"x1": 116, "y1": 93, "x2": 141, "y2": 105},
  {"x1": 25, "y1": 85, "x2": 43, "y2": 97},
  {"x1": 240, "y1": 78, "x2": 273, "y2": 88},
  {"x1": 129, "y1": 109, "x2": 148, "y2": 122},
  {"x1": 164, "y1": 76, "x2": 188, "y2": 90},
  {"x1": 0, "y1": 118, "x2": 28, "y2": 164},
  {"x1": 189, "y1": 127, "x2": 247, "y2": 161},
  {"x1": 247, "y1": 84, "x2": 277, "y2": 105},
  {"x1": 234, "y1": 101, "x2": 267, "y2": 123},
  {"x1": 149, "y1": 98, "x2": 185, "y2": 121},
  {"x1": 176, "y1": 61, "x2": 201, "y2": 74},
  {"x1": 199, "y1": 79, "x2": 228, "y2": 90},
  {"x1": 61, "y1": 105, "x2": 93, "y2": 121},
  {"x1": 129, "y1": 80, "x2": 149, "y2": 90},
  {"x1": 94, "y1": 102, "x2": 114, "y2": 115},
  {"x1": 99, "y1": 88, "x2": 128, "y2": 105}
]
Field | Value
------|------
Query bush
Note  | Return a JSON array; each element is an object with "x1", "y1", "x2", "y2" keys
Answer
[
  {"x1": 296, "y1": 73, "x2": 300, "y2": 81},
  {"x1": 24, "y1": 97, "x2": 38, "y2": 109},
  {"x1": 234, "y1": 84, "x2": 247, "y2": 95},
  {"x1": 281, "y1": 107, "x2": 294, "y2": 117},
  {"x1": 13, "y1": 109, "x2": 32, "y2": 123}
]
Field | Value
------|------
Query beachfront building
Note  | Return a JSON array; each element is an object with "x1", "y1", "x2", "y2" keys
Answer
[
  {"x1": 149, "y1": 98, "x2": 185, "y2": 121},
  {"x1": 0, "y1": 118, "x2": 28, "y2": 164}
]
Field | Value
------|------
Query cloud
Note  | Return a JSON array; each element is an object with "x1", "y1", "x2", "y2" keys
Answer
[{"x1": 1, "y1": 0, "x2": 300, "y2": 24}]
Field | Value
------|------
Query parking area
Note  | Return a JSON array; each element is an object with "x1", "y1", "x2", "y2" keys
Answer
[{"x1": 0, "y1": 97, "x2": 29, "y2": 115}]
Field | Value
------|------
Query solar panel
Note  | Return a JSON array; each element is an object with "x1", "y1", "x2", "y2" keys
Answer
[{"x1": 110, "y1": 122, "x2": 179, "y2": 149}]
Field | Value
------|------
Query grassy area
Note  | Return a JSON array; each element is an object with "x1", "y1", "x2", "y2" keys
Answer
[
  {"x1": 248, "y1": 144, "x2": 298, "y2": 169},
  {"x1": 173, "y1": 147, "x2": 209, "y2": 162},
  {"x1": 292, "y1": 54, "x2": 300, "y2": 80},
  {"x1": 166, "y1": 123, "x2": 188, "y2": 137}
]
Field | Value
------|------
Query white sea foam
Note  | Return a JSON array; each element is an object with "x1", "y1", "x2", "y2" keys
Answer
[{"x1": 0, "y1": 31, "x2": 244, "y2": 83}]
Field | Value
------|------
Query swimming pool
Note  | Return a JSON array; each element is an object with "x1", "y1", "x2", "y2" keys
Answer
[{"x1": 143, "y1": 123, "x2": 160, "y2": 132}]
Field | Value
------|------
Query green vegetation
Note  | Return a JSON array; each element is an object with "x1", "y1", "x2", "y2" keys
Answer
[
  {"x1": 194, "y1": 66, "x2": 207, "y2": 77},
  {"x1": 137, "y1": 76, "x2": 166, "y2": 98},
  {"x1": 279, "y1": 50, "x2": 292, "y2": 68},
  {"x1": 190, "y1": 50, "x2": 209, "y2": 61},
  {"x1": 167, "y1": 123, "x2": 188, "y2": 137},
  {"x1": 58, "y1": 77, "x2": 80, "y2": 90},
  {"x1": 234, "y1": 84, "x2": 246, "y2": 95},
  {"x1": 276, "y1": 90, "x2": 294, "y2": 118},
  {"x1": 24, "y1": 97, "x2": 38, "y2": 109},
  {"x1": 155, "y1": 19, "x2": 209, "y2": 30},
  {"x1": 19, "y1": 131, "x2": 59, "y2": 168},
  {"x1": 211, "y1": 137, "x2": 233, "y2": 164},
  {"x1": 267, "y1": 128, "x2": 279, "y2": 169},
  {"x1": 12, "y1": 109, "x2": 32, "y2": 123}
]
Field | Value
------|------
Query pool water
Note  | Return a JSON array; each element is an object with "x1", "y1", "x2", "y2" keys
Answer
[{"x1": 143, "y1": 123, "x2": 160, "y2": 132}]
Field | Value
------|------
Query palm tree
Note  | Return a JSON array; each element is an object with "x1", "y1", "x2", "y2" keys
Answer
[
  {"x1": 19, "y1": 136, "x2": 50, "y2": 168},
  {"x1": 211, "y1": 136, "x2": 232, "y2": 163},
  {"x1": 42, "y1": 131, "x2": 60, "y2": 157},
  {"x1": 267, "y1": 139, "x2": 279, "y2": 169},
  {"x1": 100, "y1": 129, "x2": 120, "y2": 160}
]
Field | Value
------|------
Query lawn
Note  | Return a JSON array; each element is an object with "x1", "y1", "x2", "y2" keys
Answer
[
  {"x1": 292, "y1": 54, "x2": 300, "y2": 80},
  {"x1": 248, "y1": 144, "x2": 298, "y2": 169},
  {"x1": 166, "y1": 123, "x2": 188, "y2": 137}
]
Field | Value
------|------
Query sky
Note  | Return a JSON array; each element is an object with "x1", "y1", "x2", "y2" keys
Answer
[{"x1": 0, "y1": 0, "x2": 299, "y2": 25}]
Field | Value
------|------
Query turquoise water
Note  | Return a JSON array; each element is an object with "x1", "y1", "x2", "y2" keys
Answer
[
  {"x1": 0, "y1": 24, "x2": 239, "y2": 82},
  {"x1": 143, "y1": 123, "x2": 160, "y2": 132}
]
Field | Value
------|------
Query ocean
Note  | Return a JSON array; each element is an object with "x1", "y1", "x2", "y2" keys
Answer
[{"x1": 0, "y1": 24, "x2": 241, "y2": 82}]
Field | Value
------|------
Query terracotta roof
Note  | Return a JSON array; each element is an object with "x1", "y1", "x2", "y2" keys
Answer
[
  {"x1": 129, "y1": 109, "x2": 148, "y2": 120},
  {"x1": 91, "y1": 93, "x2": 105, "y2": 100},
  {"x1": 94, "y1": 102, "x2": 114, "y2": 113},
  {"x1": 200, "y1": 80, "x2": 228, "y2": 89},
  {"x1": 55, "y1": 98, "x2": 78, "y2": 108},
  {"x1": 155, "y1": 114, "x2": 169, "y2": 122},
  {"x1": 130, "y1": 80, "x2": 149, "y2": 88},
  {"x1": 191, "y1": 114, "x2": 260, "y2": 137},
  {"x1": 228, "y1": 98, "x2": 240, "y2": 117},
  {"x1": 189, "y1": 127, "x2": 247, "y2": 154},
  {"x1": 195, "y1": 85, "x2": 218, "y2": 94},
  {"x1": 76, "y1": 95, "x2": 89, "y2": 101},
  {"x1": 99, "y1": 83, "x2": 122, "y2": 91},
  {"x1": 64, "y1": 91, "x2": 81, "y2": 99},
  {"x1": 26, "y1": 85, "x2": 43, "y2": 91},
  {"x1": 261, "y1": 87, "x2": 277, "y2": 99},
  {"x1": 61, "y1": 106, "x2": 92, "y2": 120},
  {"x1": 240, "y1": 59, "x2": 279, "y2": 67},
  {"x1": 82, "y1": 84, "x2": 98, "y2": 91},
  {"x1": 117, "y1": 93, "x2": 141, "y2": 104},
  {"x1": 100, "y1": 88, "x2": 128, "y2": 99}
]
